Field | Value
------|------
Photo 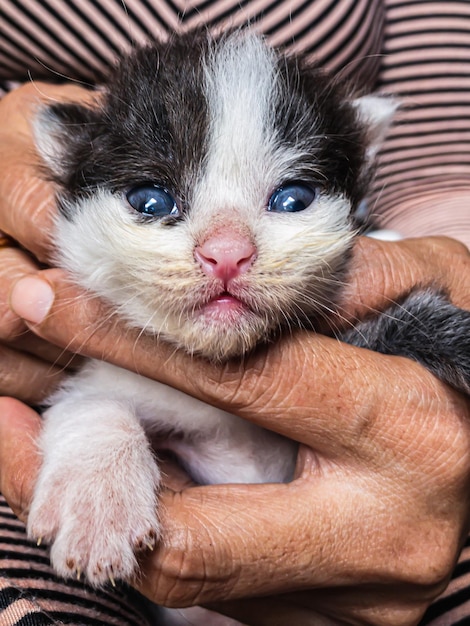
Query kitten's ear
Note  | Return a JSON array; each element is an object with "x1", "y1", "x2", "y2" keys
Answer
[
  {"x1": 352, "y1": 95, "x2": 398, "y2": 159},
  {"x1": 33, "y1": 103, "x2": 101, "y2": 175}
]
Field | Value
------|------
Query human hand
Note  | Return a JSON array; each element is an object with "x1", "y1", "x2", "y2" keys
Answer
[
  {"x1": 3, "y1": 235, "x2": 470, "y2": 626},
  {"x1": 0, "y1": 82, "x2": 96, "y2": 401},
  {"x1": 2, "y1": 81, "x2": 470, "y2": 626}
]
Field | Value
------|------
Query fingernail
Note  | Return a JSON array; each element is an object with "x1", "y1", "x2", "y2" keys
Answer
[{"x1": 10, "y1": 276, "x2": 54, "y2": 324}]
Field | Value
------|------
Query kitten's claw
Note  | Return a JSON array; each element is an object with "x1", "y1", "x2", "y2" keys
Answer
[
  {"x1": 136, "y1": 529, "x2": 157, "y2": 553},
  {"x1": 36, "y1": 537, "x2": 43, "y2": 547},
  {"x1": 28, "y1": 467, "x2": 161, "y2": 585},
  {"x1": 66, "y1": 557, "x2": 75, "y2": 570}
]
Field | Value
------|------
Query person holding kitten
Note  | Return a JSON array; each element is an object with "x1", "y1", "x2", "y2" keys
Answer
[{"x1": 0, "y1": 1, "x2": 470, "y2": 626}]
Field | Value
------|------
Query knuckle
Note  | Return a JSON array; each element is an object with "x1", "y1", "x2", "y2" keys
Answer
[
  {"x1": 151, "y1": 505, "x2": 238, "y2": 607},
  {"x1": 0, "y1": 362, "x2": 33, "y2": 401},
  {"x1": 413, "y1": 555, "x2": 455, "y2": 591},
  {"x1": 410, "y1": 236, "x2": 470, "y2": 307},
  {"x1": 393, "y1": 529, "x2": 459, "y2": 591},
  {"x1": 2, "y1": 471, "x2": 31, "y2": 524},
  {"x1": 417, "y1": 235, "x2": 466, "y2": 256},
  {"x1": 156, "y1": 543, "x2": 234, "y2": 607},
  {"x1": 428, "y1": 236, "x2": 470, "y2": 273},
  {"x1": 0, "y1": 397, "x2": 36, "y2": 521},
  {"x1": 0, "y1": 345, "x2": 50, "y2": 402},
  {"x1": 0, "y1": 298, "x2": 25, "y2": 342},
  {"x1": 0, "y1": 345, "x2": 18, "y2": 393},
  {"x1": 156, "y1": 552, "x2": 205, "y2": 606},
  {"x1": 434, "y1": 235, "x2": 470, "y2": 257},
  {"x1": 190, "y1": 348, "x2": 275, "y2": 412},
  {"x1": 409, "y1": 235, "x2": 469, "y2": 266}
]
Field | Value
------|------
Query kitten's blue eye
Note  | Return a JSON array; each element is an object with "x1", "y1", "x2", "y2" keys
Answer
[
  {"x1": 126, "y1": 184, "x2": 179, "y2": 218},
  {"x1": 267, "y1": 183, "x2": 316, "y2": 213}
]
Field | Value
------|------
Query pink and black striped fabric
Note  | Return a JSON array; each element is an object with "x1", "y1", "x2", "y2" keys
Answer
[{"x1": 1, "y1": 1, "x2": 470, "y2": 243}]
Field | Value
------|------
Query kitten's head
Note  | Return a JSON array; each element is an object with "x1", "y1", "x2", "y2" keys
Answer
[{"x1": 34, "y1": 31, "x2": 395, "y2": 360}]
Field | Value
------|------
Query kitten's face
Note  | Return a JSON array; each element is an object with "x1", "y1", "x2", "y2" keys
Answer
[{"x1": 35, "y1": 32, "x2": 393, "y2": 360}]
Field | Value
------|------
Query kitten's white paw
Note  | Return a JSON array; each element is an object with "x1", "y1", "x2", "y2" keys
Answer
[
  {"x1": 28, "y1": 399, "x2": 161, "y2": 586},
  {"x1": 28, "y1": 462, "x2": 161, "y2": 586},
  {"x1": 28, "y1": 468, "x2": 160, "y2": 586}
]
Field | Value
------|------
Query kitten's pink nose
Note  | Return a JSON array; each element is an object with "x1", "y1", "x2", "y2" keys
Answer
[{"x1": 195, "y1": 231, "x2": 256, "y2": 282}]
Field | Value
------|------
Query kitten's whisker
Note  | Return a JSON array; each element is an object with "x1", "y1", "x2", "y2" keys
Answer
[{"x1": 27, "y1": 68, "x2": 96, "y2": 93}]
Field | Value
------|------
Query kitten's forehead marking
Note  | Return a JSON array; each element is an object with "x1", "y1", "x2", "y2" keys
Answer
[
  {"x1": 204, "y1": 34, "x2": 277, "y2": 164},
  {"x1": 195, "y1": 34, "x2": 285, "y2": 220}
]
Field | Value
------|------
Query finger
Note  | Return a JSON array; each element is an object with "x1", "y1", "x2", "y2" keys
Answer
[
  {"x1": 0, "y1": 246, "x2": 41, "y2": 340},
  {"x1": 9, "y1": 333, "x2": 83, "y2": 370},
  {"x1": 0, "y1": 343, "x2": 66, "y2": 403},
  {"x1": 0, "y1": 156, "x2": 56, "y2": 262},
  {"x1": 139, "y1": 482, "x2": 323, "y2": 606},
  {"x1": 208, "y1": 586, "x2": 434, "y2": 626},
  {"x1": 340, "y1": 236, "x2": 470, "y2": 323},
  {"x1": 0, "y1": 397, "x2": 41, "y2": 522},
  {"x1": 0, "y1": 82, "x2": 98, "y2": 261},
  {"x1": 9, "y1": 270, "x2": 461, "y2": 452},
  {"x1": 0, "y1": 246, "x2": 77, "y2": 366},
  {"x1": 140, "y1": 443, "x2": 468, "y2": 609},
  {"x1": 207, "y1": 598, "x2": 333, "y2": 626}
]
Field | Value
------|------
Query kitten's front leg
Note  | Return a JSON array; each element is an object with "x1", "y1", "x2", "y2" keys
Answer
[{"x1": 28, "y1": 397, "x2": 161, "y2": 586}]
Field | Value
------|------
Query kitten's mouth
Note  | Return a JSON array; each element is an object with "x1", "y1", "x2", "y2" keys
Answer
[{"x1": 199, "y1": 292, "x2": 251, "y2": 323}]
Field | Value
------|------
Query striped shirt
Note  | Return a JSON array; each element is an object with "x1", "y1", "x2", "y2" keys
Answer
[{"x1": 1, "y1": 0, "x2": 470, "y2": 244}]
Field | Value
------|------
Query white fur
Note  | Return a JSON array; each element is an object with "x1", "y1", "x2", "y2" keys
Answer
[
  {"x1": 29, "y1": 360, "x2": 296, "y2": 584},
  {"x1": 352, "y1": 94, "x2": 398, "y2": 160},
  {"x1": 52, "y1": 35, "x2": 356, "y2": 360},
  {"x1": 29, "y1": 396, "x2": 161, "y2": 583},
  {"x1": 33, "y1": 109, "x2": 66, "y2": 172},
  {"x1": 29, "y1": 33, "x2": 392, "y2": 587}
]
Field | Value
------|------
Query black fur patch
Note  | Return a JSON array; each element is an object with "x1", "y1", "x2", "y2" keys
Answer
[
  {"x1": 273, "y1": 56, "x2": 370, "y2": 210},
  {"x1": 41, "y1": 31, "x2": 369, "y2": 218},
  {"x1": 44, "y1": 34, "x2": 211, "y2": 217},
  {"x1": 343, "y1": 290, "x2": 470, "y2": 395}
]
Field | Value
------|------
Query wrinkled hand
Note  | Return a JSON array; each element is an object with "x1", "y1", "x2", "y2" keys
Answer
[
  {"x1": 1, "y1": 82, "x2": 470, "y2": 626},
  {"x1": 0, "y1": 82, "x2": 95, "y2": 402},
  {"x1": 2, "y1": 237, "x2": 470, "y2": 626}
]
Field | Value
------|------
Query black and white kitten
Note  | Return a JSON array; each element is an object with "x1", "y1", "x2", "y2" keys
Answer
[{"x1": 31, "y1": 31, "x2": 470, "y2": 586}]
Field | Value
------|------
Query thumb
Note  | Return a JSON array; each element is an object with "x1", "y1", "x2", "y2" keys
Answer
[{"x1": 136, "y1": 446, "x2": 418, "y2": 608}]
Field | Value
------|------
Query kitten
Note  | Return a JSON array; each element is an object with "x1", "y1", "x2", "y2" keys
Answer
[{"x1": 31, "y1": 30, "x2": 470, "y2": 587}]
